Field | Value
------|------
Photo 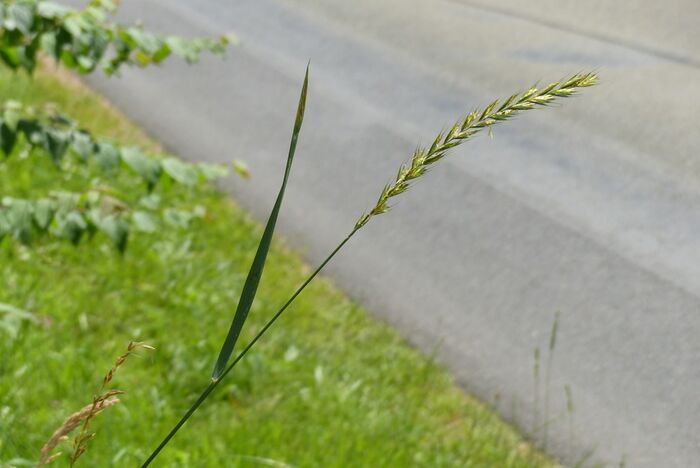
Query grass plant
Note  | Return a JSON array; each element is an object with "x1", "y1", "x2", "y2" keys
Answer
[
  {"x1": 0, "y1": 64, "x2": 559, "y2": 467},
  {"x1": 143, "y1": 68, "x2": 598, "y2": 465}
]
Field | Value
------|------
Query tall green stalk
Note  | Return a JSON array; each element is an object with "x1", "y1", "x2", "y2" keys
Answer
[{"x1": 141, "y1": 70, "x2": 598, "y2": 466}]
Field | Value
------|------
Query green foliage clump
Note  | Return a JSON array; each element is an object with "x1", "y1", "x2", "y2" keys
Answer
[
  {"x1": 0, "y1": 0, "x2": 240, "y2": 251},
  {"x1": 0, "y1": 0, "x2": 234, "y2": 75},
  {"x1": 0, "y1": 100, "x2": 231, "y2": 251}
]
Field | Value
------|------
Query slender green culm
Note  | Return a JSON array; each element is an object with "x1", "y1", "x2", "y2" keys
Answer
[
  {"x1": 565, "y1": 384, "x2": 575, "y2": 456},
  {"x1": 141, "y1": 70, "x2": 598, "y2": 466},
  {"x1": 543, "y1": 311, "x2": 560, "y2": 450},
  {"x1": 212, "y1": 63, "x2": 309, "y2": 380}
]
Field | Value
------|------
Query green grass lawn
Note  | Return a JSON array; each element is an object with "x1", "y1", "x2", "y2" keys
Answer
[{"x1": 0, "y1": 66, "x2": 552, "y2": 467}]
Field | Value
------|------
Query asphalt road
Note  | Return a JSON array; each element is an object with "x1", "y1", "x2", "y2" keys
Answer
[{"x1": 70, "y1": 1, "x2": 700, "y2": 466}]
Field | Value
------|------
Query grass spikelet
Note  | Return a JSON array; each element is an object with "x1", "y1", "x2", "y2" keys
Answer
[
  {"x1": 355, "y1": 72, "x2": 599, "y2": 229},
  {"x1": 39, "y1": 341, "x2": 153, "y2": 466},
  {"x1": 102, "y1": 341, "x2": 155, "y2": 389}
]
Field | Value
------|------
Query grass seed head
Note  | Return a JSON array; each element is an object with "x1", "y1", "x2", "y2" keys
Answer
[
  {"x1": 38, "y1": 397, "x2": 121, "y2": 466},
  {"x1": 39, "y1": 341, "x2": 153, "y2": 466},
  {"x1": 354, "y1": 72, "x2": 598, "y2": 230}
]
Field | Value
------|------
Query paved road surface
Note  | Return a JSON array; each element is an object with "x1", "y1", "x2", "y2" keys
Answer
[{"x1": 68, "y1": 1, "x2": 700, "y2": 466}]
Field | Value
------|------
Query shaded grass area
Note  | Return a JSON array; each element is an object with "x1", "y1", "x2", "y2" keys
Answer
[{"x1": 0, "y1": 67, "x2": 552, "y2": 467}]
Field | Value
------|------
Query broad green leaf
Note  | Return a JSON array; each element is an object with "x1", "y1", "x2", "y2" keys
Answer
[
  {"x1": 163, "y1": 209, "x2": 193, "y2": 229},
  {"x1": 99, "y1": 215, "x2": 129, "y2": 252},
  {"x1": 44, "y1": 129, "x2": 70, "y2": 163},
  {"x1": 132, "y1": 211, "x2": 157, "y2": 233},
  {"x1": 36, "y1": 2, "x2": 72, "y2": 19},
  {"x1": 121, "y1": 146, "x2": 162, "y2": 190},
  {"x1": 18, "y1": 119, "x2": 42, "y2": 145},
  {"x1": 70, "y1": 131, "x2": 94, "y2": 161},
  {"x1": 76, "y1": 55, "x2": 95, "y2": 72},
  {"x1": 33, "y1": 199, "x2": 55, "y2": 230},
  {"x1": 17, "y1": 45, "x2": 37, "y2": 74},
  {"x1": 198, "y1": 163, "x2": 228, "y2": 181},
  {"x1": 6, "y1": 4, "x2": 34, "y2": 36},
  {"x1": 58, "y1": 211, "x2": 87, "y2": 245},
  {"x1": 127, "y1": 28, "x2": 163, "y2": 55},
  {"x1": 138, "y1": 193, "x2": 161, "y2": 210},
  {"x1": 62, "y1": 15, "x2": 84, "y2": 37},
  {"x1": 94, "y1": 141, "x2": 120, "y2": 171},
  {"x1": 51, "y1": 191, "x2": 80, "y2": 212},
  {"x1": 165, "y1": 36, "x2": 197, "y2": 63},
  {"x1": 4, "y1": 198, "x2": 34, "y2": 243},
  {"x1": 162, "y1": 157, "x2": 198, "y2": 186},
  {"x1": 39, "y1": 30, "x2": 58, "y2": 60},
  {"x1": 3, "y1": 101, "x2": 22, "y2": 131},
  {"x1": 211, "y1": 64, "x2": 309, "y2": 380}
]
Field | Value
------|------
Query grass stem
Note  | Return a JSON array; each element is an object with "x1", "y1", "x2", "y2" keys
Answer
[{"x1": 141, "y1": 229, "x2": 358, "y2": 466}]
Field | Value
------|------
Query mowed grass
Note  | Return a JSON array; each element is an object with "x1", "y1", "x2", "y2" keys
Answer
[{"x1": 0, "y1": 67, "x2": 552, "y2": 467}]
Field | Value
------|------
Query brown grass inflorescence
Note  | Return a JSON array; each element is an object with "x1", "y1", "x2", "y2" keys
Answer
[{"x1": 38, "y1": 341, "x2": 153, "y2": 466}]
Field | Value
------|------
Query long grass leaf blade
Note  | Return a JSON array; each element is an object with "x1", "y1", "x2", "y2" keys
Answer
[{"x1": 211, "y1": 65, "x2": 309, "y2": 380}]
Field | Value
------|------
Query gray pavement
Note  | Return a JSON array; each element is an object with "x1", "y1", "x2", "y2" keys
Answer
[{"x1": 70, "y1": 1, "x2": 700, "y2": 466}]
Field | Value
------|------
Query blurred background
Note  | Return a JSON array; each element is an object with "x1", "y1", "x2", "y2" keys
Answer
[{"x1": 23, "y1": 0, "x2": 700, "y2": 466}]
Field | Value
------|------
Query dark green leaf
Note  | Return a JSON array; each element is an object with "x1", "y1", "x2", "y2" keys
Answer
[
  {"x1": 121, "y1": 146, "x2": 162, "y2": 190},
  {"x1": 0, "y1": 121, "x2": 17, "y2": 156},
  {"x1": 99, "y1": 215, "x2": 129, "y2": 252},
  {"x1": 44, "y1": 129, "x2": 70, "y2": 163},
  {"x1": 18, "y1": 37, "x2": 40, "y2": 73},
  {"x1": 94, "y1": 142, "x2": 120, "y2": 171},
  {"x1": 211, "y1": 64, "x2": 309, "y2": 380},
  {"x1": 58, "y1": 211, "x2": 87, "y2": 245}
]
